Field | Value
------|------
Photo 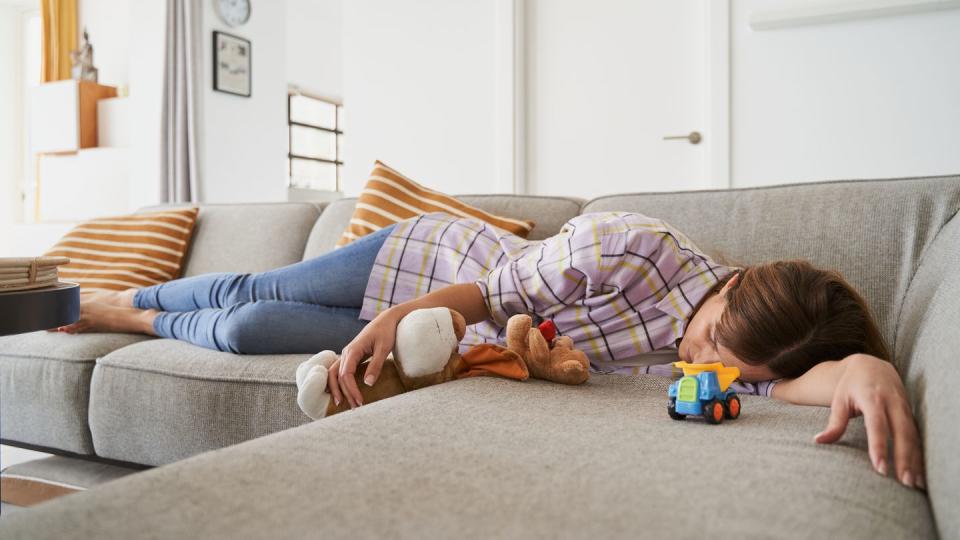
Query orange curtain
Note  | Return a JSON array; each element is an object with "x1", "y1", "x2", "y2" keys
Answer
[{"x1": 40, "y1": 0, "x2": 78, "y2": 82}]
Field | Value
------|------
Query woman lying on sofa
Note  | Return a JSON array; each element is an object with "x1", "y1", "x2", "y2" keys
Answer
[{"x1": 61, "y1": 212, "x2": 924, "y2": 490}]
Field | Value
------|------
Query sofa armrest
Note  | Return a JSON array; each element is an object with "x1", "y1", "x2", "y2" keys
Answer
[{"x1": 895, "y1": 211, "x2": 960, "y2": 539}]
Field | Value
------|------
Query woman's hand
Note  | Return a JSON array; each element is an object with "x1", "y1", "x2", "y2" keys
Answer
[
  {"x1": 814, "y1": 353, "x2": 925, "y2": 490},
  {"x1": 327, "y1": 307, "x2": 403, "y2": 409},
  {"x1": 325, "y1": 283, "x2": 489, "y2": 409}
]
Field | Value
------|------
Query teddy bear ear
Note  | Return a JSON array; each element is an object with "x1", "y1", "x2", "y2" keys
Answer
[
  {"x1": 507, "y1": 314, "x2": 533, "y2": 332},
  {"x1": 506, "y1": 314, "x2": 533, "y2": 351}
]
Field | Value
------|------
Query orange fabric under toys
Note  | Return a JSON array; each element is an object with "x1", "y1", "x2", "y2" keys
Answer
[{"x1": 457, "y1": 344, "x2": 530, "y2": 381}]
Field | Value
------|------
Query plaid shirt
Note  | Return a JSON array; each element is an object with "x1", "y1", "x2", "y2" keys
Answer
[{"x1": 361, "y1": 212, "x2": 776, "y2": 396}]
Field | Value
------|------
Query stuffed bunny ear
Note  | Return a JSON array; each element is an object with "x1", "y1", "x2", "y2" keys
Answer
[
  {"x1": 458, "y1": 346, "x2": 528, "y2": 381},
  {"x1": 449, "y1": 309, "x2": 467, "y2": 341}
]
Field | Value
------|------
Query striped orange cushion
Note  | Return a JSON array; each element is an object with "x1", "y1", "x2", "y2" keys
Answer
[
  {"x1": 337, "y1": 161, "x2": 535, "y2": 246},
  {"x1": 44, "y1": 208, "x2": 199, "y2": 291}
]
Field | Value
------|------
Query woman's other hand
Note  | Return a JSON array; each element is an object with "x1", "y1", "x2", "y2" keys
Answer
[
  {"x1": 814, "y1": 353, "x2": 925, "y2": 490},
  {"x1": 327, "y1": 307, "x2": 402, "y2": 409}
]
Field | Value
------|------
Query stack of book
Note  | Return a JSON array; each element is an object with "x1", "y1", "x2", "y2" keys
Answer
[{"x1": 0, "y1": 257, "x2": 71, "y2": 292}]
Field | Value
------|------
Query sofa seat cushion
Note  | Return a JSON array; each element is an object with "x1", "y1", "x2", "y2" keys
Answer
[
  {"x1": 0, "y1": 332, "x2": 152, "y2": 454},
  {"x1": 1, "y1": 376, "x2": 935, "y2": 539},
  {"x1": 87, "y1": 339, "x2": 312, "y2": 466}
]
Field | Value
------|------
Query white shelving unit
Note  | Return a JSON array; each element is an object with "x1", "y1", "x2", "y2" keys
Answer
[{"x1": 29, "y1": 81, "x2": 130, "y2": 225}]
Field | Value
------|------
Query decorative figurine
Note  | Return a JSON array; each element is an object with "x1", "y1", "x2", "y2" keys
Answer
[{"x1": 71, "y1": 28, "x2": 98, "y2": 82}]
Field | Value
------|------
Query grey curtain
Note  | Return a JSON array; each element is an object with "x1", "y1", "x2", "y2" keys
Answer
[{"x1": 161, "y1": 0, "x2": 200, "y2": 203}]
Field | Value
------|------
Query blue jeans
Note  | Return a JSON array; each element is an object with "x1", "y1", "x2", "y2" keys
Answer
[{"x1": 133, "y1": 225, "x2": 395, "y2": 354}]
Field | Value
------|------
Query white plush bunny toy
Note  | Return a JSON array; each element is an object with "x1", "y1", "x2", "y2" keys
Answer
[{"x1": 295, "y1": 307, "x2": 467, "y2": 420}]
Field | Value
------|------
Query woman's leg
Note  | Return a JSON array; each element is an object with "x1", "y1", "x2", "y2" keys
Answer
[
  {"x1": 152, "y1": 300, "x2": 369, "y2": 354},
  {"x1": 133, "y1": 225, "x2": 395, "y2": 312}
]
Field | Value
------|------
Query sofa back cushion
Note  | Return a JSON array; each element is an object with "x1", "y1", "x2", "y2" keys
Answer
[
  {"x1": 337, "y1": 162, "x2": 536, "y2": 246},
  {"x1": 581, "y1": 175, "x2": 960, "y2": 351},
  {"x1": 142, "y1": 203, "x2": 324, "y2": 276},
  {"x1": 302, "y1": 195, "x2": 583, "y2": 260}
]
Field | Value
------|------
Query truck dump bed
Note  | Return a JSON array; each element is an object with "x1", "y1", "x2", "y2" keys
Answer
[{"x1": 672, "y1": 362, "x2": 740, "y2": 392}]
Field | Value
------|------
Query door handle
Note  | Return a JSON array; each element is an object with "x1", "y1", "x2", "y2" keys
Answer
[{"x1": 663, "y1": 131, "x2": 702, "y2": 145}]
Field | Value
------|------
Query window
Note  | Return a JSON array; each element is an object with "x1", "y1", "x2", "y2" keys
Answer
[{"x1": 287, "y1": 90, "x2": 343, "y2": 192}]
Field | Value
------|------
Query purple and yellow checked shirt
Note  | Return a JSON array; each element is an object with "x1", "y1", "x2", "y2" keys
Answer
[{"x1": 360, "y1": 212, "x2": 776, "y2": 396}]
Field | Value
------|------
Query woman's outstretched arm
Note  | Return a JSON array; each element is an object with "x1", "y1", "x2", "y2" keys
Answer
[
  {"x1": 328, "y1": 283, "x2": 490, "y2": 409},
  {"x1": 771, "y1": 353, "x2": 925, "y2": 490}
]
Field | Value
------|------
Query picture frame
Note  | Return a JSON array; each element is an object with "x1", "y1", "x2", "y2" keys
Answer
[{"x1": 213, "y1": 31, "x2": 251, "y2": 97}]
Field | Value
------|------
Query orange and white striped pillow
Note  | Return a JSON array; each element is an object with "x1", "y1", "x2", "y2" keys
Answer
[
  {"x1": 45, "y1": 208, "x2": 199, "y2": 291},
  {"x1": 337, "y1": 161, "x2": 535, "y2": 247}
]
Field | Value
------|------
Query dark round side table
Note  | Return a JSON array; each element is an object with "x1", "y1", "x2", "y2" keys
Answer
[{"x1": 0, "y1": 282, "x2": 80, "y2": 336}]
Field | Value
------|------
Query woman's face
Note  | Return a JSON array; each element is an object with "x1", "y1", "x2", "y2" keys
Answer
[{"x1": 678, "y1": 274, "x2": 776, "y2": 382}]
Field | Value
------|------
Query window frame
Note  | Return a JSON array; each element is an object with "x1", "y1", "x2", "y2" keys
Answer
[{"x1": 286, "y1": 89, "x2": 343, "y2": 192}]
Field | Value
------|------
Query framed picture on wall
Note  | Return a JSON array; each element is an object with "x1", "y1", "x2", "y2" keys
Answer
[{"x1": 213, "y1": 31, "x2": 251, "y2": 97}]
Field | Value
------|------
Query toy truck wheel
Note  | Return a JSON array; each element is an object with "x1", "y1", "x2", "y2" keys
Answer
[
  {"x1": 667, "y1": 398, "x2": 686, "y2": 420},
  {"x1": 724, "y1": 395, "x2": 741, "y2": 419},
  {"x1": 703, "y1": 400, "x2": 724, "y2": 425}
]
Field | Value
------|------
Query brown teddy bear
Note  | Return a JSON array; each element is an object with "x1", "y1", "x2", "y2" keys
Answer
[
  {"x1": 504, "y1": 314, "x2": 591, "y2": 385},
  {"x1": 296, "y1": 308, "x2": 589, "y2": 420}
]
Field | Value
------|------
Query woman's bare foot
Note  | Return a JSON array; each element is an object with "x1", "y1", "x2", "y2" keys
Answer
[
  {"x1": 78, "y1": 288, "x2": 138, "y2": 308},
  {"x1": 56, "y1": 300, "x2": 158, "y2": 335}
]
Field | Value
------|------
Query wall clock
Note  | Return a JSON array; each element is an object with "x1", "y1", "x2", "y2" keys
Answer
[{"x1": 216, "y1": 0, "x2": 251, "y2": 27}]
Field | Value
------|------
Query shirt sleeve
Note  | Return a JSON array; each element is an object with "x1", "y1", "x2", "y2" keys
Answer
[
  {"x1": 475, "y1": 230, "x2": 591, "y2": 327},
  {"x1": 476, "y1": 219, "x2": 609, "y2": 325},
  {"x1": 475, "y1": 212, "x2": 730, "y2": 329},
  {"x1": 729, "y1": 379, "x2": 779, "y2": 397}
]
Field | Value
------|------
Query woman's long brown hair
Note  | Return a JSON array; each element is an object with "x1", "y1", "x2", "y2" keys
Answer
[{"x1": 714, "y1": 260, "x2": 890, "y2": 379}]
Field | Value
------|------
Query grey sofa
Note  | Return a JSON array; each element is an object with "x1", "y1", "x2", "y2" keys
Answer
[{"x1": 1, "y1": 175, "x2": 958, "y2": 538}]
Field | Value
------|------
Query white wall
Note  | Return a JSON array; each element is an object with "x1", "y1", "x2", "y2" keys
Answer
[
  {"x1": 731, "y1": 2, "x2": 960, "y2": 187},
  {"x1": 341, "y1": 0, "x2": 499, "y2": 196},
  {"x1": 286, "y1": 0, "x2": 342, "y2": 101},
  {"x1": 81, "y1": 0, "x2": 335, "y2": 205},
  {"x1": 200, "y1": 0, "x2": 288, "y2": 203},
  {"x1": 126, "y1": 0, "x2": 165, "y2": 211},
  {"x1": 0, "y1": 6, "x2": 21, "y2": 248},
  {"x1": 78, "y1": 0, "x2": 130, "y2": 87}
]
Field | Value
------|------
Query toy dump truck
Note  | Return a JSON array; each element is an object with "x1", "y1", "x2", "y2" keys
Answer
[{"x1": 667, "y1": 362, "x2": 742, "y2": 424}]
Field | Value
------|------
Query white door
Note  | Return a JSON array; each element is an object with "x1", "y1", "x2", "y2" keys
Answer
[
  {"x1": 525, "y1": 0, "x2": 721, "y2": 198},
  {"x1": 730, "y1": 2, "x2": 960, "y2": 187}
]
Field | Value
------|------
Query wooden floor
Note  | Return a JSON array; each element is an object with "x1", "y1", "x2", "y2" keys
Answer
[{"x1": 1, "y1": 445, "x2": 53, "y2": 515}]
